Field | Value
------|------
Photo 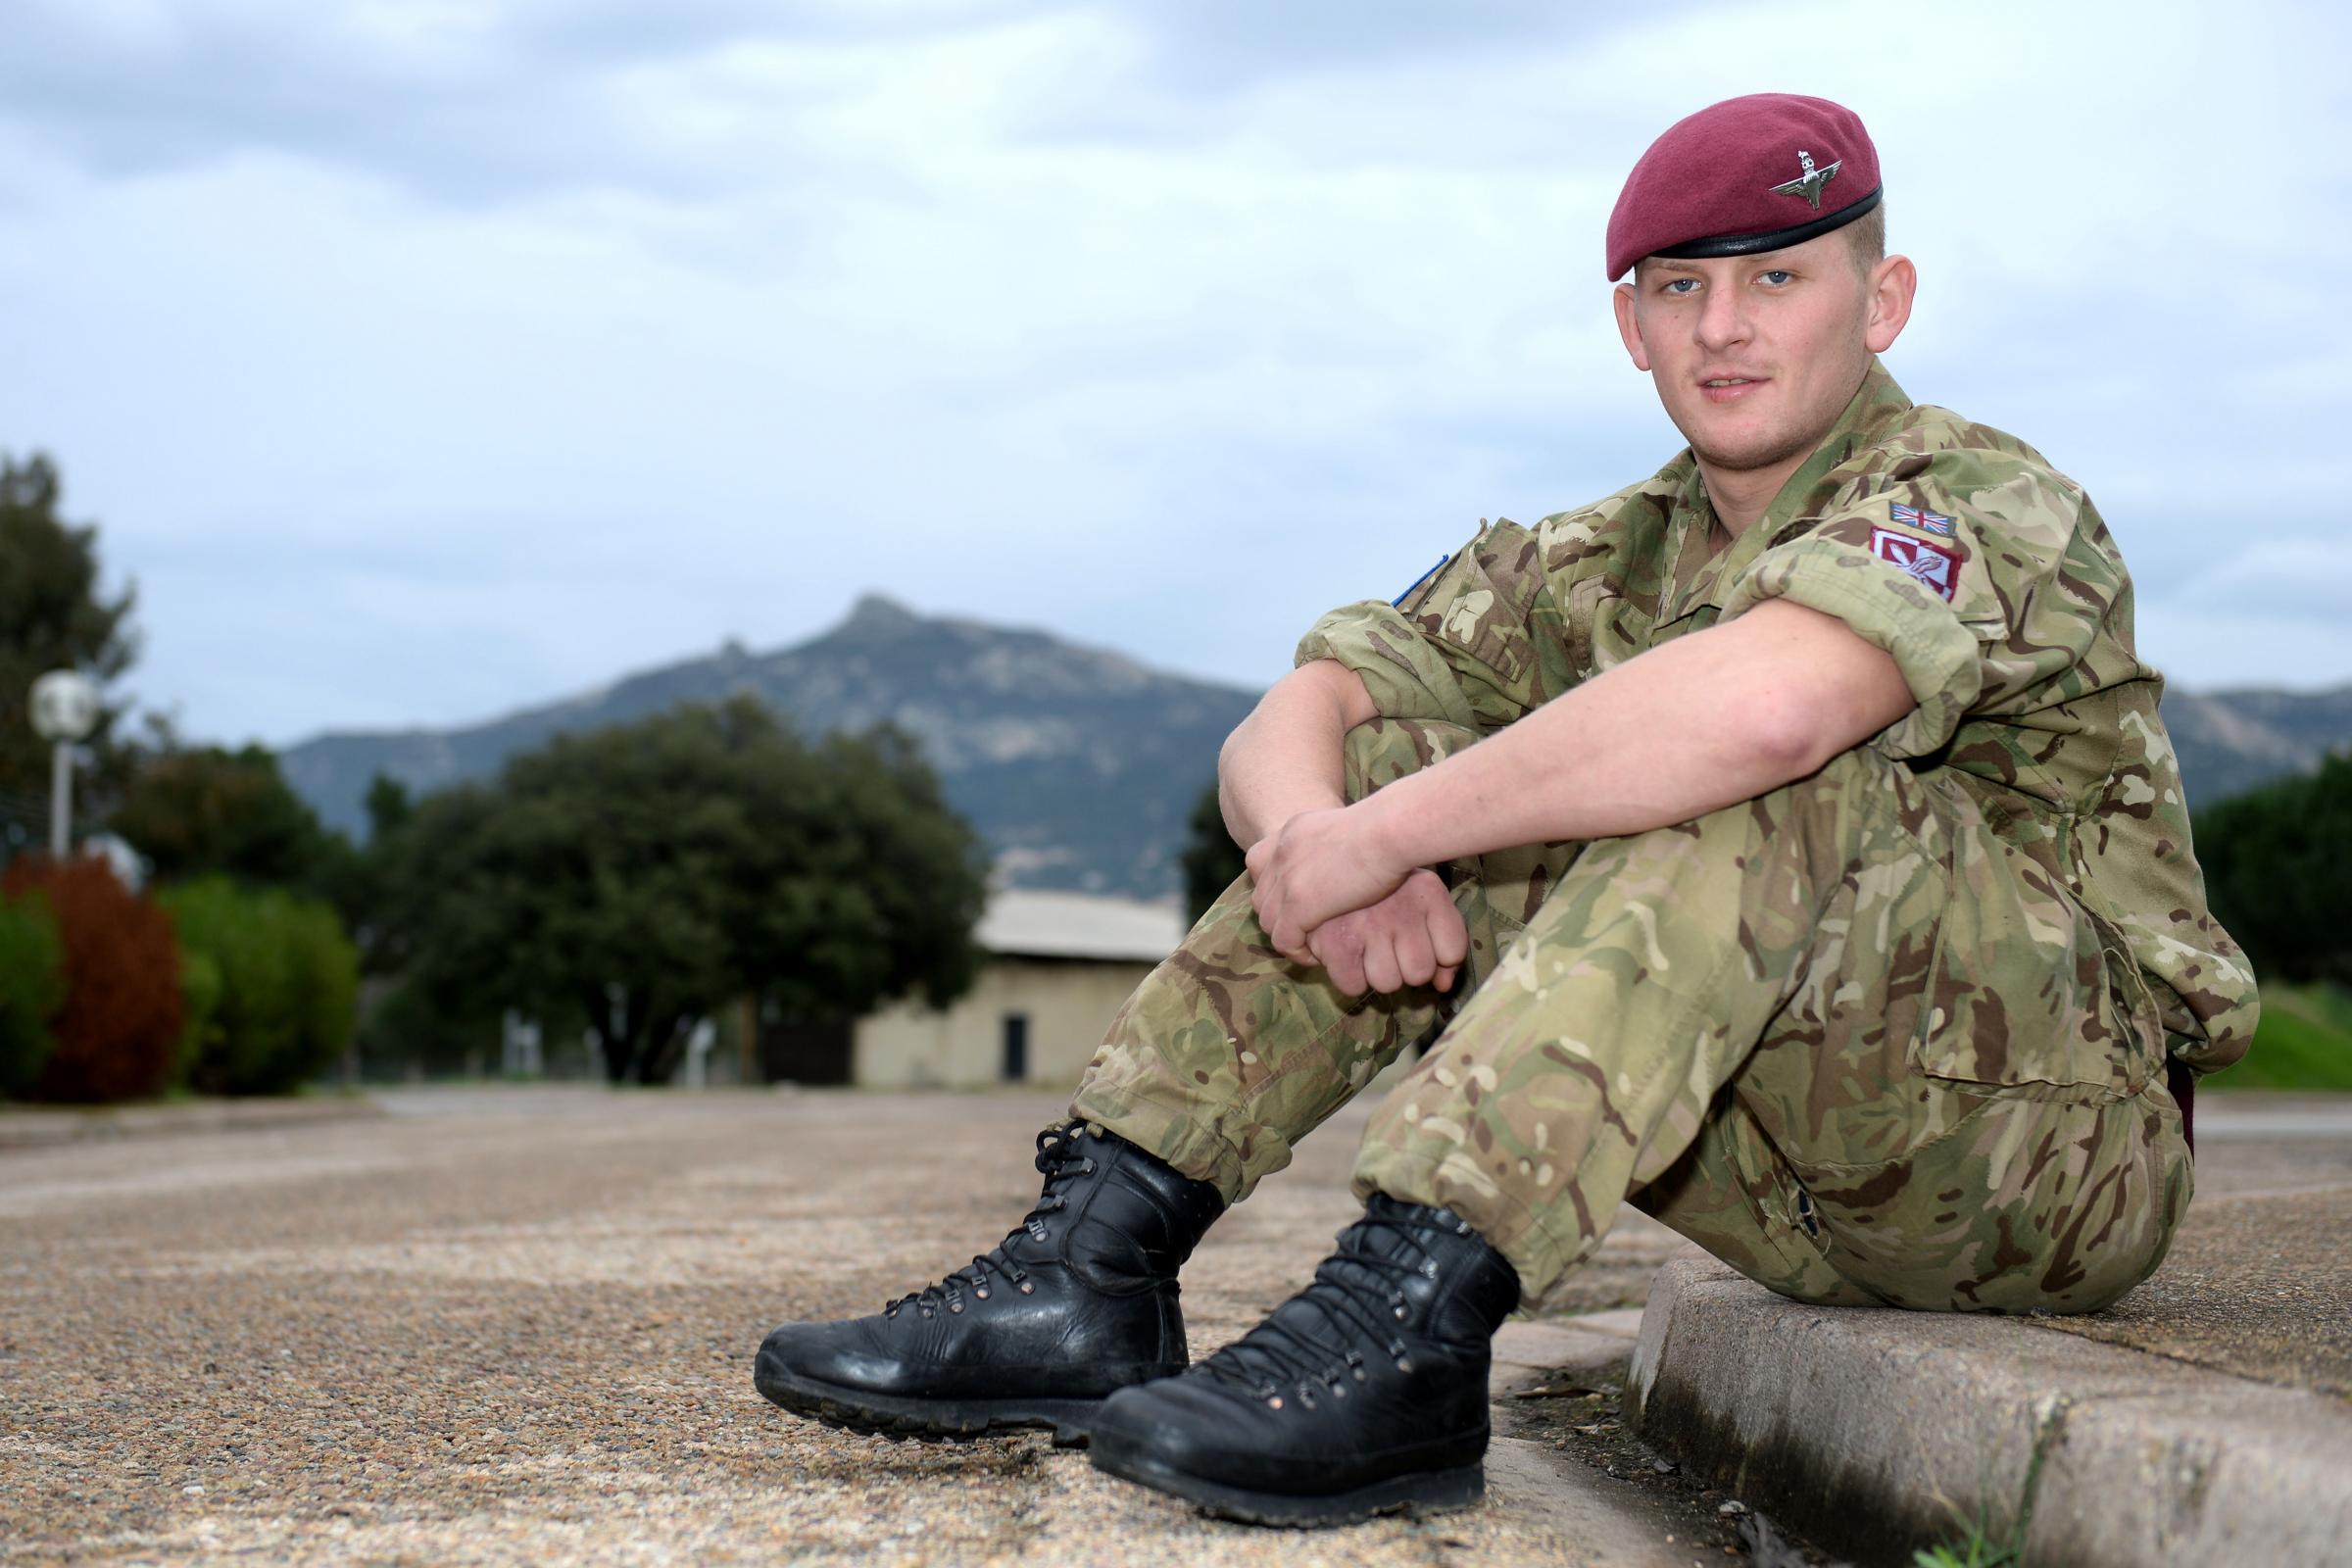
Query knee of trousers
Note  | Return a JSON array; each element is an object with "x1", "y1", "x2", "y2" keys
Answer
[
  {"x1": 1529, "y1": 741, "x2": 1922, "y2": 959},
  {"x1": 1789, "y1": 1086, "x2": 2194, "y2": 1315}
]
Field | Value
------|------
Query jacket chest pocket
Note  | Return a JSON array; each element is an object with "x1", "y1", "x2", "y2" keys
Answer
[{"x1": 1909, "y1": 824, "x2": 2164, "y2": 1101}]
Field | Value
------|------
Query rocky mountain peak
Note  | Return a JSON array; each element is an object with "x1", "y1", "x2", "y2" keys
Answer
[
  {"x1": 277, "y1": 595, "x2": 1264, "y2": 897},
  {"x1": 831, "y1": 593, "x2": 926, "y2": 640}
]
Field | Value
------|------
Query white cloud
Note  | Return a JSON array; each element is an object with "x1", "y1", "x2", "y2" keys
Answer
[{"x1": 0, "y1": 0, "x2": 2346, "y2": 748}]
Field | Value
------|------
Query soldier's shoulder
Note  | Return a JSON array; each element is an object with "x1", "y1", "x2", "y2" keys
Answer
[
  {"x1": 1856, "y1": 402, "x2": 2084, "y2": 504},
  {"x1": 1842, "y1": 402, "x2": 2103, "y2": 564}
]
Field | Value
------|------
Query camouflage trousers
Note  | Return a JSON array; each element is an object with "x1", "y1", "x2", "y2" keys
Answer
[{"x1": 1070, "y1": 718, "x2": 2193, "y2": 1312}]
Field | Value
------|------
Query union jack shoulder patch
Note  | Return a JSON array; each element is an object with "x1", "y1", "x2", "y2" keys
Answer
[{"x1": 1889, "y1": 502, "x2": 1957, "y2": 536}]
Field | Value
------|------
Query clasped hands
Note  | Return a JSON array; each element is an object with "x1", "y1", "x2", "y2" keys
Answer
[{"x1": 1244, "y1": 804, "x2": 1468, "y2": 997}]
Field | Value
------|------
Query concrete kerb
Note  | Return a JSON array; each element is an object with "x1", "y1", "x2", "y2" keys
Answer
[{"x1": 1627, "y1": 1250, "x2": 2352, "y2": 1567}]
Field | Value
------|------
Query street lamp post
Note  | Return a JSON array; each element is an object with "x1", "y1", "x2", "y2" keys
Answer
[{"x1": 28, "y1": 670, "x2": 101, "y2": 860}]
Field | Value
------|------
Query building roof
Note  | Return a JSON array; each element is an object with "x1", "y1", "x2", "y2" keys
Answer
[{"x1": 977, "y1": 889, "x2": 1187, "y2": 963}]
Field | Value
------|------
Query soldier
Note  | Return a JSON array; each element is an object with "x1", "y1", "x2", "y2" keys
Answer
[{"x1": 755, "y1": 92, "x2": 2257, "y2": 1527}]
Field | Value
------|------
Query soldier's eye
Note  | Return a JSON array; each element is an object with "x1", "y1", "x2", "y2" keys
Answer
[
  {"x1": 1759, "y1": 270, "x2": 1793, "y2": 286},
  {"x1": 1663, "y1": 278, "x2": 1698, "y2": 295}
]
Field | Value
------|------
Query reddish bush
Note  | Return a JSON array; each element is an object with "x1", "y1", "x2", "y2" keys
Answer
[{"x1": 0, "y1": 857, "x2": 183, "y2": 1102}]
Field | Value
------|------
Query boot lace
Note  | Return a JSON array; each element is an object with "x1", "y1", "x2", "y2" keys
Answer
[
  {"x1": 881, "y1": 1124, "x2": 1098, "y2": 1320},
  {"x1": 1190, "y1": 1208, "x2": 1460, "y2": 1410}
]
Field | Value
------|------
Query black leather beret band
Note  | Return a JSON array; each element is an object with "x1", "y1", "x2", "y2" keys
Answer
[{"x1": 1651, "y1": 186, "x2": 1883, "y2": 261}]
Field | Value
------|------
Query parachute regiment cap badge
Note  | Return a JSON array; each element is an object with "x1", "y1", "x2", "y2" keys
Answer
[{"x1": 1769, "y1": 149, "x2": 1841, "y2": 212}]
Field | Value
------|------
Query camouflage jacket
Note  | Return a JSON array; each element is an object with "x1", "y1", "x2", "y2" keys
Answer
[{"x1": 1295, "y1": 360, "x2": 2256, "y2": 1074}]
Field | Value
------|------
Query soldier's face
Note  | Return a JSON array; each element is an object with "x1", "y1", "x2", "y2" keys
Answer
[{"x1": 1612, "y1": 232, "x2": 1914, "y2": 476}]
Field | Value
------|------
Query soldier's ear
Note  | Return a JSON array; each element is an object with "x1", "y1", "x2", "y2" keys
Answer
[
  {"x1": 1863, "y1": 254, "x2": 1916, "y2": 355},
  {"x1": 1612, "y1": 282, "x2": 1651, "y2": 371}
]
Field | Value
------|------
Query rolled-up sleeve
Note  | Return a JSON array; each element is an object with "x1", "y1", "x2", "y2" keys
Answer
[
  {"x1": 1294, "y1": 519, "x2": 1568, "y2": 734},
  {"x1": 1717, "y1": 521, "x2": 1994, "y2": 760},
  {"x1": 1295, "y1": 599, "x2": 1484, "y2": 731},
  {"x1": 1718, "y1": 453, "x2": 2111, "y2": 763}
]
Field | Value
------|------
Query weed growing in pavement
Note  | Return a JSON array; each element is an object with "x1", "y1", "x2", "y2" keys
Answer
[
  {"x1": 1911, "y1": 1527, "x2": 2017, "y2": 1568},
  {"x1": 1913, "y1": 1393, "x2": 2070, "y2": 1568}
]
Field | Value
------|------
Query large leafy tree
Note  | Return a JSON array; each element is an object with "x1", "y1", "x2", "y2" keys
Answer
[
  {"x1": 0, "y1": 453, "x2": 139, "y2": 804},
  {"x1": 108, "y1": 743, "x2": 347, "y2": 893},
  {"x1": 380, "y1": 697, "x2": 989, "y2": 1084},
  {"x1": 2195, "y1": 751, "x2": 2352, "y2": 985}
]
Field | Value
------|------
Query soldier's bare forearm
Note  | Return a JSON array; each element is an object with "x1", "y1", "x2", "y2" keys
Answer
[
  {"x1": 1217, "y1": 660, "x2": 1378, "y2": 850},
  {"x1": 1354, "y1": 599, "x2": 1913, "y2": 867}
]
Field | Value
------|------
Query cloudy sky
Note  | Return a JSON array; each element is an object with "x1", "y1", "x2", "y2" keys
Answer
[{"x1": 3, "y1": 0, "x2": 2345, "y2": 747}]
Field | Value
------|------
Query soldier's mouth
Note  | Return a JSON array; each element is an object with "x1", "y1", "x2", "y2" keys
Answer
[{"x1": 1698, "y1": 375, "x2": 1768, "y2": 405}]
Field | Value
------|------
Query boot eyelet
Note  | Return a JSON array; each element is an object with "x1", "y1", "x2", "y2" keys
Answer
[
  {"x1": 974, "y1": 1287, "x2": 990, "y2": 1299},
  {"x1": 1393, "y1": 1303, "x2": 1408, "y2": 1320},
  {"x1": 948, "y1": 1300, "x2": 963, "y2": 1314},
  {"x1": 1018, "y1": 1281, "x2": 1035, "y2": 1295},
  {"x1": 1266, "y1": 1395, "x2": 1284, "y2": 1409},
  {"x1": 1352, "y1": 1366, "x2": 1368, "y2": 1382},
  {"x1": 1396, "y1": 1356, "x2": 1414, "y2": 1373},
  {"x1": 1298, "y1": 1389, "x2": 1317, "y2": 1409}
]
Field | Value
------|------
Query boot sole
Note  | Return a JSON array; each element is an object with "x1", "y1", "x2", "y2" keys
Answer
[
  {"x1": 755, "y1": 1354, "x2": 1125, "y2": 1447},
  {"x1": 1089, "y1": 1435, "x2": 1485, "y2": 1527}
]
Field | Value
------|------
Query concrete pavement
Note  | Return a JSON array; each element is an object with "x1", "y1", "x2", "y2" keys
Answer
[
  {"x1": 0, "y1": 1096, "x2": 384, "y2": 1152},
  {"x1": 1, "y1": 1088, "x2": 1707, "y2": 1567},
  {"x1": 19, "y1": 1085, "x2": 2333, "y2": 1565}
]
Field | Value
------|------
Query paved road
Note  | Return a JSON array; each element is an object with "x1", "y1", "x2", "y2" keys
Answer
[
  {"x1": 9, "y1": 1087, "x2": 2338, "y2": 1566},
  {"x1": 1, "y1": 1089, "x2": 1697, "y2": 1567}
]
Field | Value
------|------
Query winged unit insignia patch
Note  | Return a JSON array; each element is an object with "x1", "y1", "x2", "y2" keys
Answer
[{"x1": 1868, "y1": 526, "x2": 1959, "y2": 602}]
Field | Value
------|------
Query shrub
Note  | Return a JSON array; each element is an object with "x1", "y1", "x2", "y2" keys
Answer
[
  {"x1": 161, "y1": 876, "x2": 359, "y2": 1095},
  {"x1": 0, "y1": 886, "x2": 66, "y2": 1095},
  {"x1": 175, "y1": 946, "x2": 223, "y2": 1088},
  {"x1": 0, "y1": 856, "x2": 183, "y2": 1102}
]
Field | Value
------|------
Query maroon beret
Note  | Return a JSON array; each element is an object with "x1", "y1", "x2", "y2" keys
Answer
[{"x1": 1605, "y1": 93, "x2": 1882, "y2": 280}]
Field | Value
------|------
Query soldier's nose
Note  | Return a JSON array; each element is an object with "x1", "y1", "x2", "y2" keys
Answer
[{"x1": 1694, "y1": 293, "x2": 1751, "y2": 353}]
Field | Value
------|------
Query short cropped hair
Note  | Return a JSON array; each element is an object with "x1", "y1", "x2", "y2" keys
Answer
[{"x1": 1845, "y1": 202, "x2": 1886, "y2": 273}]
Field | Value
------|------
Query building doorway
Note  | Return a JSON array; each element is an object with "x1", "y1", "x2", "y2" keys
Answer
[{"x1": 1001, "y1": 1013, "x2": 1029, "y2": 1083}]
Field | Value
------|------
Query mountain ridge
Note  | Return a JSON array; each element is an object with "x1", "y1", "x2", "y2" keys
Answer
[
  {"x1": 278, "y1": 597, "x2": 2352, "y2": 899},
  {"x1": 278, "y1": 595, "x2": 1261, "y2": 900}
]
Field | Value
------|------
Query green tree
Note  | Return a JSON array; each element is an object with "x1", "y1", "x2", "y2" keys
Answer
[
  {"x1": 108, "y1": 743, "x2": 346, "y2": 892},
  {"x1": 0, "y1": 453, "x2": 139, "y2": 804},
  {"x1": 380, "y1": 698, "x2": 988, "y2": 1084},
  {"x1": 0, "y1": 886, "x2": 66, "y2": 1095},
  {"x1": 2195, "y1": 752, "x2": 2352, "y2": 985},
  {"x1": 1179, "y1": 779, "x2": 1247, "y2": 924},
  {"x1": 329, "y1": 773, "x2": 416, "y2": 976}
]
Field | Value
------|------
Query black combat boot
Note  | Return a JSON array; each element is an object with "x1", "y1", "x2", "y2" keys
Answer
[
  {"x1": 1087, "y1": 1192, "x2": 1520, "y2": 1526},
  {"x1": 754, "y1": 1122, "x2": 1225, "y2": 1441}
]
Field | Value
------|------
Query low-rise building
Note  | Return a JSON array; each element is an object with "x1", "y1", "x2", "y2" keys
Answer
[{"x1": 853, "y1": 890, "x2": 1185, "y2": 1089}]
